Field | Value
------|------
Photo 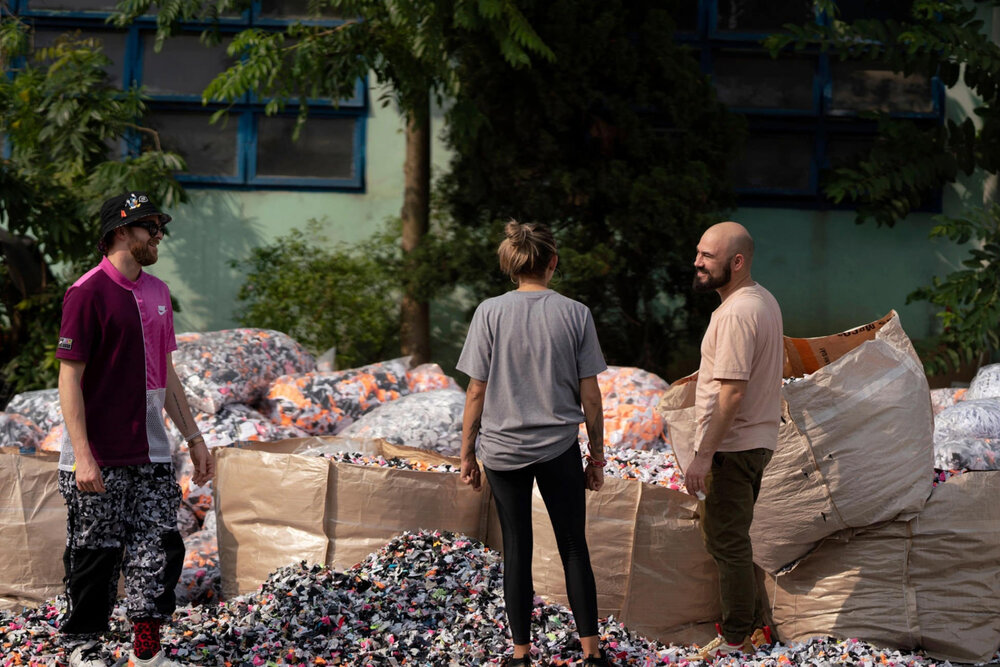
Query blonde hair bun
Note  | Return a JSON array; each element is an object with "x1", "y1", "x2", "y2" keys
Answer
[{"x1": 498, "y1": 219, "x2": 557, "y2": 280}]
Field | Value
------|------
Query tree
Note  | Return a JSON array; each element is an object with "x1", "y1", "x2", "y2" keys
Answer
[
  {"x1": 439, "y1": 0, "x2": 745, "y2": 377},
  {"x1": 111, "y1": 0, "x2": 555, "y2": 365},
  {"x1": 767, "y1": 0, "x2": 1000, "y2": 372},
  {"x1": 0, "y1": 17, "x2": 186, "y2": 401},
  {"x1": 230, "y1": 221, "x2": 403, "y2": 369},
  {"x1": 766, "y1": 0, "x2": 1000, "y2": 228}
]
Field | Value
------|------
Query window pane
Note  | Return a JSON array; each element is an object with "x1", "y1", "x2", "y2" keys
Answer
[
  {"x1": 146, "y1": 112, "x2": 239, "y2": 176},
  {"x1": 836, "y1": 0, "x2": 912, "y2": 22},
  {"x1": 141, "y1": 33, "x2": 234, "y2": 97},
  {"x1": 830, "y1": 61, "x2": 933, "y2": 113},
  {"x1": 32, "y1": 29, "x2": 127, "y2": 88},
  {"x1": 732, "y1": 133, "x2": 813, "y2": 190},
  {"x1": 24, "y1": 0, "x2": 119, "y2": 11},
  {"x1": 256, "y1": 116, "x2": 355, "y2": 179},
  {"x1": 713, "y1": 51, "x2": 815, "y2": 111},
  {"x1": 258, "y1": 0, "x2": 344, "y2": 20},
  {"x1": 717, "y1": 0, "x2": 814, "y2": 33}
]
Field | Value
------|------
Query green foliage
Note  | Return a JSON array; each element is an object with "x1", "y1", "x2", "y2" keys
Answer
[
  {"x1": 907, "y1": 205, "x2": 1000, "y2": 375},
  {"x1": 1, "y1": 287, "x2": 63, "y2": 397},
  {"x1": 765, "y1": 0, "x2": 1000, "y2": 228},
  {"x1": 230, "y1": 222, "x2": 403, "y2": 369},
  {"x1": 0, "y1": 21, "x2": 187, "y2": 401},
  {"x1": 111, "y1": 0, "x2": 554, "y2": 126},
  {"x1": 440, "y1": 0, "x2": 744, "y2": 377}
]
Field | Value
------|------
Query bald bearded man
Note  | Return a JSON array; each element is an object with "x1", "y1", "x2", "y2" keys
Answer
[{"x1": 687, "y1": 222, "x2": 783, "y2": 661}]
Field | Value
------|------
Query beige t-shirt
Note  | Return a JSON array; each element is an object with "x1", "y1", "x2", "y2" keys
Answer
[{"x1": 695, "y1": 282, "x2": 784, "y2": 453}]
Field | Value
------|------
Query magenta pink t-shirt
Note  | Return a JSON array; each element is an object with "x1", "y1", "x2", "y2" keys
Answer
[{"x1": 56, "y1": 257, "x2": 177, "y2": 469}]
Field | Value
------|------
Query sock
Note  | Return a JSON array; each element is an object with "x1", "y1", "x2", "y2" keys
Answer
[{"x1": 131, "y1": 618, "x2": 161, "y2": 660}]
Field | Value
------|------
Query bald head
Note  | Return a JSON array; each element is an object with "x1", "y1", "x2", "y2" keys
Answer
[
  {"x1": 693, "y1": 221, "x2": 755, "y2": 296},
  {"x1": 701, "y1": 221, "x2": 754, "y2": 266}
]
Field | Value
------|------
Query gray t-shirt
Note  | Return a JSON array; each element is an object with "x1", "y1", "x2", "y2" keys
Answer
[{"x1": 457, "y1": 289, "x2": 607, "y2": 471}]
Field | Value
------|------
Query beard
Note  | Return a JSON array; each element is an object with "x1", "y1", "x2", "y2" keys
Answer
[
  {"x1": 128, "y1": 235, "x2": 158, "y2": 266},
  {"x1": 692, "y1": 264, "x2": 731, "y2": 293}
]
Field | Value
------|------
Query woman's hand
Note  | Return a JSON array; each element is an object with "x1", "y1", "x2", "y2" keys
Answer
[
  {"x1": 461, "y1": 454, "x2": 482, "y2": 491},
  {"x1": 585, "y1": 462, "x2": 604, "y2": 491}
]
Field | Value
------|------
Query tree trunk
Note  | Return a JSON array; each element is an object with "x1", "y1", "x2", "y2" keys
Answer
[{"x1": 400, "y1": 97, "x2": 431, "y2": 364}]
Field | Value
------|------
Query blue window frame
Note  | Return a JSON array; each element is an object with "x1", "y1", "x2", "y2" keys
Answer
[
  {"x1": 7, "y1": 0, "x2": 367, "y2": 191},
  {"x1": 680, "y1": 1, "x2": 944, "y2": 208}
]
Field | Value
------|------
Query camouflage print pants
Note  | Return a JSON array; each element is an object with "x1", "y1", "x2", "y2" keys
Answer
[{"x1": 58, "y1": 463, "x2": 183, "y2": 636}]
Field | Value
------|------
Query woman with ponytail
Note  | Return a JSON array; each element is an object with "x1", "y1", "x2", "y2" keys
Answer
[{"x1": 457, "y1": 220, "x2": 612, "y2": 666}]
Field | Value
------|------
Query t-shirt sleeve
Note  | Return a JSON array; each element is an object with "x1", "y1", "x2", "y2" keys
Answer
[
  {"x1": 577, "y1": 308, "x2": 607, "y2": 378},
  {"x1": 55, "y1": 286, "x2": 95, "y2": 362},
  {"x1": 456, "y1": 303, "x2": 492, "y2": 381},
  {"x1": 711, "y1": 310, "x2": 755, "y2": 381}
]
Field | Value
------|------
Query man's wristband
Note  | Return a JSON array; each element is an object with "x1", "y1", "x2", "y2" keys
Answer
[
  {"x1": 584, "y1": 453, "x2": 607, "y2": 467},
  {"x1": 183, "y1": 430, "x2": 204, "y2": 444}
]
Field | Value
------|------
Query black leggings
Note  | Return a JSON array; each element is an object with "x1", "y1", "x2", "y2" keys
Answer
[{"x1": 484, "y1": 442, "x2": 599, "y2": 645}]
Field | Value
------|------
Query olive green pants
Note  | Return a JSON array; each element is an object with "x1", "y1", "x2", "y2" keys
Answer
[{"x1": 700, "y1": 447, "x2": 773, "y2": 643}]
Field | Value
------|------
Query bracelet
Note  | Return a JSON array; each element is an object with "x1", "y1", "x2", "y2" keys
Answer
[
  {"x1": 584, "y1": 453, "x2": 607, "y2": 468},
  {"x1": 183, "y1": 430, "x2": 203, "y2": 443}
]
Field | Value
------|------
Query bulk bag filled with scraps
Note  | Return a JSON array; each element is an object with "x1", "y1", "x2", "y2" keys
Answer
[
  {"x1": 173, "y1": 329, "x2": 316, "y2": 414},
  {"x1": 264, "y1": 358, "x2": 410, "y2": 435},
  {"x1": 752, "y1": 311, "x2": 934, "y2": 572},
  {"x1": 4, "y1": 388, "x2": 63, "y2": 433},
  {"x1": 580, "y1": 366, "x2": 671, "y2": 452},
  {"x1": 340, "y1": 387, "x2": 466, "y2": 457},
  {"x1": 658, "y1": 311, "x2": 934, "y2": 574}
]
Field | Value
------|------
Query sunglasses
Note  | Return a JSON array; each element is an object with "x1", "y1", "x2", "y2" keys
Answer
[{"x1": 130, "y1": 219, "x2": 166, "y2": 237}]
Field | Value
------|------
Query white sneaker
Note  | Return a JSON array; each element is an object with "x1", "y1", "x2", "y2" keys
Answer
[
  {"x1": 128, "y1": 650, "x2": 193, "y2": 667},
  {"x1": 689, "y1": 634, "x2": 754, "y2": 661},
  {"x1": 68, "y1": 640, "x2": 106, "y2": 667}
]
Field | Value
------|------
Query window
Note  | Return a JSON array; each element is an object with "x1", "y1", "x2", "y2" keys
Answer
[
  {"x1": 8, "y1": 0, "x2": 367, "y2": 191},
  {"x1": 680, "y1": 1, "x2": 943, "y2": 207}
]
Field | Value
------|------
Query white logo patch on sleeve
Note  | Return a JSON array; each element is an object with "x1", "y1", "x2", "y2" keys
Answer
[
  {"x1": 58, "y1": 337, "x2": 73, "y2": 350},
  {"x1": 158, "y1": 305, "x2": 167, "y2": 316}
]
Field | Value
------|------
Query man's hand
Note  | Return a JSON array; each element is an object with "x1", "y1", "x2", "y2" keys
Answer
[
  {"x1": 189, "y1": 438, "x2": 215, "y2": 486},
  {"x1": 684, "y1": 451, "x2": 712, "y2": 500},
  {"x1": 585, "y1": 462, "x2": 604, "y2": 491},
  {"x1": 75, "y1": 454, "x2": 106, "y2": 493},
  {"x1": 460, "y1": 454, "x2": 482, "y2": 491}
]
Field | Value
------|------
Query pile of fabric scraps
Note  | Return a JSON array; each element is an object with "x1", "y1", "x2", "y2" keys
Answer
[
  {"x1": 173, "y1": 329, "x2": 316, "y2": 414},
  {"x1": 340, "y1": 388, "x2": 466, "y2": 457},
  {"x1": 263, "y1": 358, "x2": 410, "y2": 435},
  {"x1": 0, "y1": 412, "x2": 44, "y2": 452},
  {"x1": 323, "y1": 451, "x2": 461, "y2": 474},
  {"x1": 3, "y1": 530, "x2": 994, "y2": 667},
  {"x1": 3, "y1": 388, "x2": 62, "y2": 433},
  {"x1": 965, "y1": 363, "x2": 1000, "y2": 401},
  {"x1": 580, "y1": 367, "x2": 671, "y2": 452},
  {"x1": 175, "y1": 509, "x2": 220, "y2": 607},
  {"x1": 3, "y1": 388, "x2": 63, "y2": 452},
  {"x1": 933, "y1": 438, "x2": 999, "y2": 472},
  {"x1": 932, "y1": 468, "x2": 965, "y2": 486},
  {"x1": 929, "y1": 386, "x2": 967, "y2": 416},
  {"x1": 933, "y1": 399, "x2": 1000, "y2": 471},
  {"x1": 598, "y1": 445, "x2": 685, "y2": 490},
  {"x1": 406, "y1": 362, "x2": 461, "y2": 393},
  {"x1": 165, "y1": 403, "x2": 308, "y2": 451}
]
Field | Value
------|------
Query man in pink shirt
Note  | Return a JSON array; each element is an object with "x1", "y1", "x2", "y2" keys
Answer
[
  {"x1": 56, "y1": 191, "x2": 214, "y2": 667},
  {"x1": 685, "y1": 221, "x2": 783, "y2": 661}
]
